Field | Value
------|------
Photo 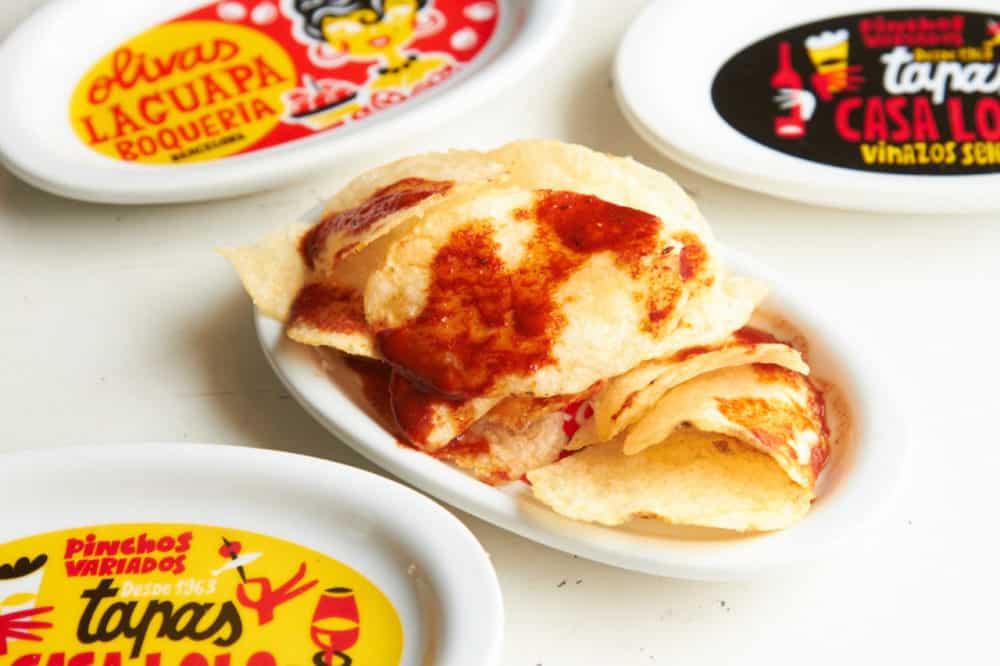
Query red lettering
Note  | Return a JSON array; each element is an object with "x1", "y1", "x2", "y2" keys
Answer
[
  {"x1": 65, "y1": 538, "x2": 86, "y2": 559},
  {"x1": 253, "y1": 55, "x2": 287, "y2": 88},
  {"x1": 68, "y1": 653, "x2": 94, "y2": 666},
  {"x1": 138, "y1": 94, "x2": 167, "y2": 125},
  {"x1": 99, "y1": 558, "x2": 117, "y2": 576},
  {"x1": 835, "y1": 98, "x2": 862, "y2": 142},
  {"x1": 177, "y1": 122, "x2": 202, "y2": 142},
  {"x1": 217, "y1": 108, "x2": 237, "y2": 130},
  {"x1": 885, "y1": 97, "x2": 910, "y2": 141},
  {"x1": 201, "y1": 73, "x2": 232, "y2": 105},
  {"x1": 948, "y1": 98, "x2": 976, "y2": 141},
  {"x1": 116, "y1": 140, "x2": 138, "y2": 161},
  {"x1": 175, "y1": 532, "x2": 193, "y2": 553},
  {"x1": 911, "y1": 96, "x2": 939, "y2": 141},
  {"x1": 200, "y1": 113, "x2": 220, "y2": 137},
  {"x1": 167, "y1": 83, "x2": 200, "y2": 113},
  {"x1": 110, "y1": 105, "x2": 143, "y2": 138},
  {"x1": 863, "y1": 97, "x2": 887, "y2": 141},
  {"x1": 158, "y1": 128, "x2": 180, "y2": 149},
  {"x1": 975, "y1": 98, "x2": 1000, "y2": 141},
  {"x1": 65, "y1": 559, "x2": 100, "y2": 576},
  {"x1": 78, "y1": 117, "x2": 110, "y2": 146},
  {"x1": 137, "y1": 136, "x2": 157, "y2": 156},
  {"x1": 87, "y1": 39, "x2": 242, "y2": 104},
  {"x1": 225, "y1": 64, "x2": 254, "y2": 94},
  {"x1": 12, "y1": 655, "x2": 41, "y2": 666},
  {"x1": 250, "y1": 98, "x2": 276, "y2": 120},
  {"x1": 246, "y1": 654, "x2": 276, "y2": 666},
  {"x1": 179, "y1": 654, "x2": 209, "y2": 666}
]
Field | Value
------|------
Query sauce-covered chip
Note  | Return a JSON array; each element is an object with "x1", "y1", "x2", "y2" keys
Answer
[
  {"x1": 528, "y1": 429, "x2": 813, "y2": 531},
  {"x1": 222, "y1": 139, "x2": 835, "y2": 533}
]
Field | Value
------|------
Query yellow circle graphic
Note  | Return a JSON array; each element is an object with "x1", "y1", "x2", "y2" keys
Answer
[
  {"x1": 69, "y1": 21, "x2": 296, "y2": 164},
  {"x1": 0, "y1": 523, "x2": 403, "y2": 665}
]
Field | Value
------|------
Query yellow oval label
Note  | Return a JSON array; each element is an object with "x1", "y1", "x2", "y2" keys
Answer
[
  {"x1": 66, "y1": 1, "x2": 501, "y2": 166},
  {"x1": 0, "y1": 524, "x2": 402, "y2": 666},
  {"x1": 70, "y1": 21, "x2": 295, "y2": 164}
]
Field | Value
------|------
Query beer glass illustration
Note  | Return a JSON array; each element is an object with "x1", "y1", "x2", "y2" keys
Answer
[
  {"x1": 311, "y1": 587, "x2": 360, "y2": 666},
  {"x1": 804, "y1": 28, "x2": 859, "y2": 99}
]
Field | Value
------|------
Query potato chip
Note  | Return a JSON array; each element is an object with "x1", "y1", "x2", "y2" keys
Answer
[
  {"x1": 305, "y1": 151, "x2": 505, "y2": 272},
  {"x1": 387, "y1": 370, "x2": 500, "y2": 450},
  {"x1": 436, "y1": 409, "x2": 568, "y2": 485},
  {"x1": 219, "y1": 224, "x2": 311, "y2": 320},
  {"x1": 527, "y1": 429, "x2": 813, "y2": 531},
  {"x1": 365, "y1": 184, "x2": 719, "y2": 399},
  {"x1": 285, "y1": 219, "x2": 423, "y2": 358},
  {"x1": 489, "y1": 139, "x2": 712, "y2": 241},
  {"x1": 623, "y1": 364, "x2": 828, "y2": 488},
  {"x1": 573, "y1": 333, "x2": 808, "y2": 452}
]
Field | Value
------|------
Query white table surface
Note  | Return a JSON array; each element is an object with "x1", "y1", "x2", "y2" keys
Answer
[{"x1": 1, "y1": 1, "x2": 995, "y2": 663}]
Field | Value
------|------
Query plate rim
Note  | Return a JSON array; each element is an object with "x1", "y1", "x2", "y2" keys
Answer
[
  {"x1": 254, "y1": 247, "x2": 909, "y2": 581},
  {"x1": 613, "y1": 0, "x2": 1000, "y2": 214},
  {"x1": 0, "y1": 442, "x2": 504, "y2": 666},
  {"x1": 0, "y1": 0, "x2": 573, "y2": 204}
]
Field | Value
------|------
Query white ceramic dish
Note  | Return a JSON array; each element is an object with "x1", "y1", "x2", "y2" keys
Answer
[
  {"x1": 615, "y1": 0, "x2": 1000, "y2": 213},
  {"x1": 0, "y1": 0, "x2": 571, "y2": 203},
  {"x1": 255, "y1": 249, "x2": 907, "y2": 580},
  {"x1": 0, "y1": 443, "x2": 503, "y2": 666}
]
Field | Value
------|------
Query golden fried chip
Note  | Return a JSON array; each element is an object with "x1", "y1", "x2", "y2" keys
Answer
[
  {"x1": 365, "y1": 184, "x2": 718, "y2": 399},
  {"x1": 305, "y1": 152, "x2": 505, "y2": 272},
  {"x1": 436, "y1": 409, "x2": 568, "y2": 485},
  {"x1": 574, "y1": 337, "x2": 808, "y2": 452},
  {"x1": 387, "y1": 370, "x2": 500, "y2": 450},
  {"x1": 567, "y1": 275, "x2": 770, "y2": 448},
  {"x1": 219, "y1": 224, "x2": 310, "y2": 320},
  {"x1": 490, "y1": 139, "x2": 712, "y2": 241},
  {"x1": 624, "y1": 364, "x2": 828, "y2": 488},
  {"x1": 527, "y1": 429, "x2": 812, "y2": 531}
]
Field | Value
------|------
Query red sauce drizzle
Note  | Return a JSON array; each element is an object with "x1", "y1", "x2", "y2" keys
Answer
[
  {"x1": 288, "y1": 283, "x2": 366, "y2": 334},
  {"x1": 388, "y1": 370, "x2": 469, "y2": 449},
  {"x1": 299, "y1": 177, "x2": 453, "y2": 269},
  {"x1": 377, "y1": 190, "x2": 664, "y2": 398},
  {"x1": 676, "y1": 231, "x2": 707, "y2": 281},
  {"x1": 343, "y1": 356, "x2": 394, "y2": 426}
]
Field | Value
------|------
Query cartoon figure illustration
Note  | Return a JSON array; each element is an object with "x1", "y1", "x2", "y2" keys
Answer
[
  {"x1": 0, "y1": 554, "x2": 54, "y2": 655},
  {"x1": 988, "y1": 18, "x2": 1000, "y2": 45},
  {"x1": 310, "y1": 587, "x2": 360, "y2": 666},
  {"x1": 804, "y1": 28, "x2": 864, "y2": 100},
  {"x1": 289, "y1": 0, "x2": 452, "y2": 92},
  {"x1": 771, "y1": 41, "x2": 815, "y2": 139},
  {"x1": 217, "y1": 537, "x2": 318, "y2": 626}
]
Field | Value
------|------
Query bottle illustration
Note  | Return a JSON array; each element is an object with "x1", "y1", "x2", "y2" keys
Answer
[{"x1": 771, "y1": 41, "x2": 806, "y2": 139}]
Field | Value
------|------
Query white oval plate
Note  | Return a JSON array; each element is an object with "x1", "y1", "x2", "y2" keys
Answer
[
  {"x1": 256, "y1": 250, "x2": 907, "y2": 580},
  {"x1": 0, "y1": 443, "x2": 503, "y2": 666},
  {"x1": 615, "y1": 0, "x2": 1000, "y2": 213},
  {"x1": 0, "y1": 0, "x2": 570, "y2": 203}
]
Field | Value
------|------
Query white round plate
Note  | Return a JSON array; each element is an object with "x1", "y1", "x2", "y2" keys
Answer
[
  {"x1": 0, "y1": 0, "x2": 570, "y2": 203},
  {"x1": 255, "y1": 249, "x2": 908, "y2": 581},
  {"x1": 0, "y1": 443, "x2": 503, "y2": 666},
  {"x1": 615, "y1": 0, "x2": 1000, "y2": 213}
]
